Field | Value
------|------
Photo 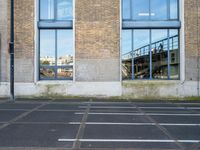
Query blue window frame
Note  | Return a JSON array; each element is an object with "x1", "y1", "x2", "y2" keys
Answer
[
  {"x1": 122, "y1": 0, "x2": 180, "y2": 80},
  {"x1": 39, "y1": 0, "x2": 73, "y2": 80}
]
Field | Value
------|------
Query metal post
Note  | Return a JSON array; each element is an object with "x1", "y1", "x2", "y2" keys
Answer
[{"x1": 9, "y1": 0, "x2": 15, "y2": 100}]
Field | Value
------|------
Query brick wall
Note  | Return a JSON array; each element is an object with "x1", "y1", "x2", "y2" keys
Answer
[
  {"x1": 75, "y1": 0, "x2": 120, "y2": 81},
  {"x1": 0, "y1": 0, "x2": 9, "y2": 82},
  {"x1": 7, "y1": 0, "x2": 35, "y2": 82},
  {"x1": 185, "y1": 0, "x2": 200, "y2": 81}
]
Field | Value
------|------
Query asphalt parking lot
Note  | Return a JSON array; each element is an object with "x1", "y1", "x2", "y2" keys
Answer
[{"x1": 0, "y1": 99, "x2": 200, "y2": 150}]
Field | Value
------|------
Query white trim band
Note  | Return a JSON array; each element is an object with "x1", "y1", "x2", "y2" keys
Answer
[{"x1": 58, "y1": 139, "x2": 200, "y2": 143}]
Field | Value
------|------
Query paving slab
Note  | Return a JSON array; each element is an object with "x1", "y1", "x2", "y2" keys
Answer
[
  {"x1": 150, "y1": 115, "x2": 200, "y2": 124},
  {"x1": 81, "y1": 141, "x2": 180, "y2": 149},
  {"x1": 0, "y1": 124, "x2": 79, "y2": 147},
  {"x1": 39, "y1": 104, "x2": 86, "y2": 111},
  {"x1": 0, "y1": 110, "x2": 26, "y2": 122},
  {"x1": 83, "y1": 125, "x2": 169, "y2": 139},
  {"x1": 87, "y1": 115, "x2": 152, "y2": 123},
  {"x1": 164, "y1": 126, "x2": 200, "y2": 140},
  {"x1": 0, "y1": 103, "x2": 40, "y2": 110},
  {"x1": 17, "y1": 111, "x2": 83, "y2": 123}
]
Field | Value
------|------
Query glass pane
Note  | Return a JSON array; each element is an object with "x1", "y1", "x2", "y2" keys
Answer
[
  {"x1": 57, "y1": 30, "x2": 73, "y2": 66},
  {"x1": 122, "y1": 30, "x2": 132, "y2": 80},
  {"x1": 40, "y1": 30, "x2": 56, "y2": 66},
  {"x1": 40, "y1": 67, "x2": 56, "y2": 79},
  {"x1": 40, "y1": 0, "x2": 54, "y2": 20},
  {"x1": 151, "y1": 30, "x2": 168, "y2": 79},
  {"x1": 123, "y1": 0, "x2": 131, "y2": 20},
  {"x1": 133, "y1": 30, "x2": 150, "y2": 79},
  {"x1": 169, "y1": 29, "x2": 179, "y2": 79},
  {"x1": 132, "y1": 0, "x2": 150, "y2": 21},
  {"x1": 57, "y1": 67, "x2": 73, "y2": 78},
  {"x1": 151, "y1": 0, "x2": 167, "y2": 20},
  {"x1": 170, "y1": 0, "x2": 178, "y2": 20},
  {"x1": 57, "y1": 0, "x2": 73, "y2": 20}
]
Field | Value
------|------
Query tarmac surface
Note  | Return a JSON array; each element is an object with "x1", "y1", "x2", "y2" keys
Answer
[{"x1": 0, "y1": 99, "x2": 199, "y2": 150}]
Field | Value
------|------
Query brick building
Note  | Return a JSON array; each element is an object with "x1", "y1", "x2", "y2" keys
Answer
[{"x1": 0, "y1": 0, "x2": 199, "y2": 98}]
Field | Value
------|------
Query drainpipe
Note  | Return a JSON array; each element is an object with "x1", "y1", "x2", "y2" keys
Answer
[
  {"x1": 9, "y1": 0, "x2": 14, "y2": 100},
  {"x1": 197, "y1": 0, "x2": 200, "y2": 97}
]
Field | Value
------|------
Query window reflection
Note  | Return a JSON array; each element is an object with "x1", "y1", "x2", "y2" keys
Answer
[
  {"x1": 122, "y1": 29, "x2": 179, "y2": 80},
  {"x1": 57, "y1": 0, "x2": 73, "y2": 20},
  {"x1": 40, "y1": 0, "x2": 54, "y2": 20},
  {"x1": 123, "y1": 0, "x2": 131, "y2": 20},
  {"x1": 40, "y1": 68, "x2": 56, "y2": 79},
  {"x1": 133, "y1": 30, "x2": 150, "y2": 79},
  {"x1": 132, "y1": 0, "x2": 150, "y2": 20},
  {"x1": 57, "y1": 30, "x2": 73, "y2": 66},
  {"x1": 152, "y1": 30, "x2": 168, "y2": 79},
  {"x1": 40, "y1": 30, "x2": 56, "y2": 66},
  {"x1": 122, "y1": 0, "x2": 179, "y2": 21},
  {"x1": 40, "y1": 29, "x2": 73, "y2": 80},
  {"x1": 40, "y1": 0, "x2": 73, "y2": 20},
  {"x1": 170, "y1": 0, "x2": 178, "y2": 20},
  {"x1": 169, "y1": 29, "x2": 179, "y2": 79},
  {"x1": 151, "y1": 0, "x2": 167, "y2": 20},
  {"x1": 122, "y1": 30, "x2": 132, "y2": 80}
]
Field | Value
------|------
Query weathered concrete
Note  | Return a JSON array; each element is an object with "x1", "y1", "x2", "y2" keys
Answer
[
  {"x1": 122, "y1": 81, "x2": 200, "y2": 99},
  {"x1": 75, "y1": 59, "x2": 120, "y2": 81}
]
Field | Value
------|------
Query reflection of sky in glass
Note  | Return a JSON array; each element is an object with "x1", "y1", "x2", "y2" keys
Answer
[
  {"x1": 40, "y1": 30, "x2": 55, "y2": 57},
  {"x1": 123, "y1": 0, "x2": 178, "y2": 20},
  {"x1": 57, "y1": 0, "x2": 73, "y2": 20},
  {"x1": 57, "y1": 30, "x2": 73, "y2": 57},
  {"x1": 134, "y1": 30, "x2": 150, "y2": 49},
  {"x1": 151, "y1": 30, "x2": 168, "y2": 43},
  {"x1": 40, "y1": 0, "x2": 54, "y2": 20},
  {"x1": 132, "y1": 0, "x2": 149, "y2": 20},
  {"x1": 170, "y1": 29, "x2": 178, "y2": 37},
  {"x1": 123, "y1": 0, "x2": 131, "y2": 19},
  {"x1": 122, "y1": 30, "x2": 132, "y2": 54},
  {"x1": 151, "y1": 0, "x2": 167, "y2": 20},
  {"x1": 170, "y1": 0, "x2": 178, "y2": 19}
]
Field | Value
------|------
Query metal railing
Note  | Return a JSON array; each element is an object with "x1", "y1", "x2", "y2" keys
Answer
[{"x1": 122, "y1": 35, "x2": 178, "y2": 60}]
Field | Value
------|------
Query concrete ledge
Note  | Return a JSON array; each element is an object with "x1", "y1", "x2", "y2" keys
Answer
[
  {"x1": 122, "y1": 80, "x2": 200, "y2": 99},
  {"x1": 0, "y1": 81, "x2": 199, "y2": 99},
  {"x1": 0, "y1": 82, "x2": 122, "y2": 98}
]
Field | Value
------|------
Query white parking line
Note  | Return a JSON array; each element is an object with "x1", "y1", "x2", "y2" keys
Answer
[
  {"x1": 75, "y1": 112, "x2": 200, "y2": 116},
  {"x1": 79, "y1": 106, "x2": 137, "y2": 109},
  {"x1": 69, "y1": 122, "x2": 200, "y2": 126},
  {"x1": 79, "y1": 106, "x2": 200, "y2": 110},
  {"x1": 58, "y1": 139, "x2": 200, "y2": 143}
]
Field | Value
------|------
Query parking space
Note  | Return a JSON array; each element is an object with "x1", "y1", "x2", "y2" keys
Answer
[{"x1": 0, "y1": 99, "x2": 199, "y2": 150}]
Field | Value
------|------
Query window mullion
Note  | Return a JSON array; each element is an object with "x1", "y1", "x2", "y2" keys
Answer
[
  {"x1": 167, "y1": 29, "x2": 170, "y2": 79},
  {"x1": 132, "y1": 30, "x2": 134, "y2": 80},
  {"x1": 150, "y1": 29, "x2": 152, "y2": 79},
  {"x1": 55, "y1": 30, "x2": 58, "y2": 79}
]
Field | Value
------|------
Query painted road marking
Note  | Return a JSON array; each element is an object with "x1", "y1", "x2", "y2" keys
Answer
[
  {"x1": 58, "y1": 139, "x2": 200, "y2": 143},
  {"x1": 75, "y1": 112, "x2": 200, "y2": 116},
  {"x1": 79, "y1": 106, "x2": 200, "y2": 110},
  {"x1": 69, "y1": 122, "x2": 200, "y2": 126}
]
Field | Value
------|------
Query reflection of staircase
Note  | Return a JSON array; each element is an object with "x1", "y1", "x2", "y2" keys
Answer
[
  {"x1": 122, "y1": 35, "x2": 179, "y2": 78},
  {"x1": 122, "y1": 63, "x2": 131, "y2": 79}
]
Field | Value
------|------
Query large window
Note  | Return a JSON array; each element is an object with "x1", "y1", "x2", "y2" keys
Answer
[
  {"x1": 40, "y1": 0, "x2": 73, "y2": 20},
  {"x1": 122, "y1": 29, "x2": 179, "y2": 80},
  {"x1": 122, "y1": 0, "x2": 178, "y2": 21},
  {"x1": 122, "y1": 0, "x2": 180, "y2": 80},
  {"x1": 39, "y1": 0, "x2": 73, "y2": 80}
]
